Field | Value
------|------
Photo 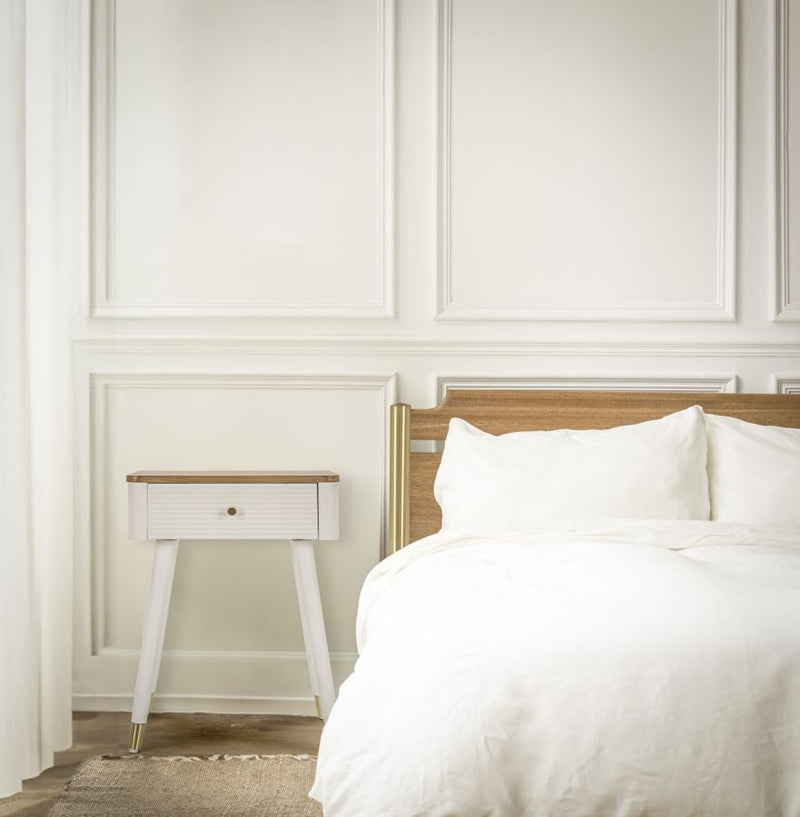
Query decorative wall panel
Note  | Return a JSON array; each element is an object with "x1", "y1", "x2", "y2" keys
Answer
[
  {"x1": 73, "y1": 371, "x2": 395, "y2": 713},
  {"x1": 91, "y1": 0, "x2": 393, "y2": 318},
  {"x1": 437, "y1": 0, "x2": 736, "y2": 321}
]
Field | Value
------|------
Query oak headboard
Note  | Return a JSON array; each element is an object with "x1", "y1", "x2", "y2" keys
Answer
[{"x1": 387, "y1": 390, "x2": 800, "y2": 554}]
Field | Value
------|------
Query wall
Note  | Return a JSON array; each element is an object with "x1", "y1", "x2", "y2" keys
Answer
[{"x1": 64, "y1": 0, "x2": 800, "y2": 714}]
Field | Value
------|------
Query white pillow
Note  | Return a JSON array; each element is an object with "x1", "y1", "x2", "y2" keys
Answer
[
  {"x1": 434, "y1": 407, "x2": 709, "y2": 535},
  {"x1": 705, "y1": 413, "x2": 800, "y2": 525}
]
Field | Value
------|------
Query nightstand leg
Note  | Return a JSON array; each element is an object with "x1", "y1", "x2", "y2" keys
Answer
[
  {"x1": 129, "y1": 538, "x2": 179, "y2": 752},
  {"x1": 290, "y1": 539, "x2": 335, "y2": 720}
]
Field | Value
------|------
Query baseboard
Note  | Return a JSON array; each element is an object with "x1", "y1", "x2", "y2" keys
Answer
[{"x1": 73, "y1": 693, "x2": 318, "y2": 716}]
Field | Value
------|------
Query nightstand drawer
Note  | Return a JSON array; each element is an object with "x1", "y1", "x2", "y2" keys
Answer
[{"x1": 146, "y1": 483, "x2": 319, "y2": 540}]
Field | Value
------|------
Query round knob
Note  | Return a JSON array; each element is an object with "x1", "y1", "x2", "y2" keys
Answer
[{"x1": 227, "y1": 507, "x2": 237, "y2": 516}]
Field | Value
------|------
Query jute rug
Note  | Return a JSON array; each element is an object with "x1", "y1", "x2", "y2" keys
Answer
[{"x1": 47, "y1": 754, "x2": 322, "y2": 817}]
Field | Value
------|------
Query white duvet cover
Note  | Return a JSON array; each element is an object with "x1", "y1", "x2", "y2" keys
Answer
[{"x1": 310, "y1": 521, "x2": 800, "y2": 817}]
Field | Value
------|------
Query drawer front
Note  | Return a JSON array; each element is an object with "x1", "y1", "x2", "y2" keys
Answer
[{"x1": 147, "y1": 484, "x2": 319, "y2": 540}]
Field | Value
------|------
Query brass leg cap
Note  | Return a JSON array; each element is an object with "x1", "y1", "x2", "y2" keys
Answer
[
  {"x1": 314, "y1": 695, "x2": 323, "y2": 720},
  {"x1": 129, "y1": 722, "x2": 144, "y2": 753}
]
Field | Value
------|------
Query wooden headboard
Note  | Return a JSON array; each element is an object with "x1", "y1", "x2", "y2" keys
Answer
[{"x1": 387, "y1": 390, "x2": 800, "y2": 554}]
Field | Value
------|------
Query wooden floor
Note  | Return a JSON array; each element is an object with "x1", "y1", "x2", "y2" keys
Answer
[{"x1": 0, "y1": 711, "x2": 323, "y2": 817}]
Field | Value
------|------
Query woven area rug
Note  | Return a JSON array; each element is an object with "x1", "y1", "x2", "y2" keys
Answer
[{"x1": 47, "y1": 754, "x2": 322, "y2": 817}]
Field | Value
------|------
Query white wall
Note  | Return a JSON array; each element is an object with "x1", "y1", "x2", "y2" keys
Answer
[{"x1": 57, "y1": 0, "x2": 800, "y2": 714}]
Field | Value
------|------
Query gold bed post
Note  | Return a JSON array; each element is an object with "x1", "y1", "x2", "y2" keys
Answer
[{"x1": 389, "y1": 403, "x2": 411, "y2": 554}]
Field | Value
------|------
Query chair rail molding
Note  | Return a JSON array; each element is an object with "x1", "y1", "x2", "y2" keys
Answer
[{"x1": 73, "y1": 336, "x2": 800, "y2": 359}]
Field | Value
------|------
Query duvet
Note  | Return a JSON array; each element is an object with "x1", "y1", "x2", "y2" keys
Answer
[{"x1": 310, "y1": 521, "x2": 800, "y2": 817}]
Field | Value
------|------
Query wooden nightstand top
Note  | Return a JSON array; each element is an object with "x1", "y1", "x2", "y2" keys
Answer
[{"x1": 127, "y1": 470, "x2": 339, "y2": 484}]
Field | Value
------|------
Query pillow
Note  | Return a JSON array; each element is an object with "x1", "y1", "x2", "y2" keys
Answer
[
  {"x1": 705, "y1": 413, "x2": 800, "y2": 525},
  {"x1": 433, "y1": 406, "x2": 709, "y2": 535}
]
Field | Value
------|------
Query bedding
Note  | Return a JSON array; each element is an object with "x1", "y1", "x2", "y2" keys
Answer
[
  {"x1": 311, "y1": 521, "x2": 800, "y2": 817},
  {"x1": 434, "y1": 408, "x2": 709, "y2": 535},
  {"x1": 706, "y1": 412, "x2": 800, "y2": 526}
]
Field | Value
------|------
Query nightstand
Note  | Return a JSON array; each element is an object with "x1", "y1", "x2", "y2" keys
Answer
[{"x1": 126, "y1": 470, "x2": 339, "y2": 753}]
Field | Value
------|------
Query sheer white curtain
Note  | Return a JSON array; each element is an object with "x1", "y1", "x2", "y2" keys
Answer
[{"x1": 0, "y1": 0, "x2": 74, "y2": 797}]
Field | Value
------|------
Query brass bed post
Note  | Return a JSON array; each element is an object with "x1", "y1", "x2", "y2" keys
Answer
[{"x1": 389, "y1": 403, "x2": 411, "y2": 554}]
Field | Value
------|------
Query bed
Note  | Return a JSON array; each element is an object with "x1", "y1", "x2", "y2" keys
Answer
[{"x1": 311, "y1": 390, "x2": 800, "y2": 817}]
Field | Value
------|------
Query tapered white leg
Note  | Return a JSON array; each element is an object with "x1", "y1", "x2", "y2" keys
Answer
[
  {"x1": 290, "y1": 539, "x2": 335, "y2": 720},
  {"x1": 129, "y1": 538, "x2": 179, "y2": 751},
  {"x1": 150, "y1": 542, "x2": 179, "y2": 695}
]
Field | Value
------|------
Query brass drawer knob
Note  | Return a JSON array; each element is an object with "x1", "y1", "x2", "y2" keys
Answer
[{"x1": 227, "y1": 507, "x2": 237, "y2": 516}]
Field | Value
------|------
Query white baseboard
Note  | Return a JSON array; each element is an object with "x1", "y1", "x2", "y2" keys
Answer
[{"x1": 73, "y1": 693, "x2": 318, "y2": 716}]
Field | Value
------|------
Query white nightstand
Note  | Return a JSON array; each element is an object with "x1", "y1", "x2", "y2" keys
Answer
[{"x1": 126, "y1": 470, "x2": 339, "y2": 753}]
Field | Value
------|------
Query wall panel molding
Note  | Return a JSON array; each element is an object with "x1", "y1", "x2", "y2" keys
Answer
[
  {"x1": 83, "y1": 371, "x2": 396, "y2": 653},
  {"x1": 774, "y1": 376, "x2": 800, "y2": 393},
  {"x1": 435, "y1": 0, "x2": 737, "y2": 322},
  {"x1": 436, "y1": 375, "x2": 738, "y2": 402},
  {"x1": 89, "y1": 0, "x2": 395, "y2": 319},
  {"x1": 73, "y1": 370, "x2": 397, "y2": 713},
  {"x1": 775, "y1": 0, "x2": 800, "y2": 320}
]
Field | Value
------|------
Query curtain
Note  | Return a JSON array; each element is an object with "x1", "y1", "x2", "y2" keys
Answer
[{"x1": 0, "y1": 0, "x2": 73, "y2": 797}]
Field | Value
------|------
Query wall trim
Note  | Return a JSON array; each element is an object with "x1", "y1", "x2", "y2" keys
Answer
[
  {"x1": 74, "y1": 336, "x2": 800, "y2": 358},
  {"x1": 82, "y1": 371, "x2": 395, "y2": 654},
  {"x1": 775, "y1": 0, "x2": 800, "y2": 320},
  {"x1": 89, "y1": 0, "x2": 395, "y2": 319},
  {"x1": 73, "y1": 370, "x2": 396, "y2": 707},
  {"x1": 435, "y1": 0, "x2": 737, "y2": 322},
  {"x1": 73, "y1": 693, "x2": 322, "y2": 716},
  {"x1": 774, "y1": 376, "x2": 800, "y2": 394},
  {"x1": 436, "y1": 376, "x2": 738, "y2": 402}
]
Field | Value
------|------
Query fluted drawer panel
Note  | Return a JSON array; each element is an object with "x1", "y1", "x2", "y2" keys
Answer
[{"x1": 147, "y1": 484, "x2": 319, "y2": 540}]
